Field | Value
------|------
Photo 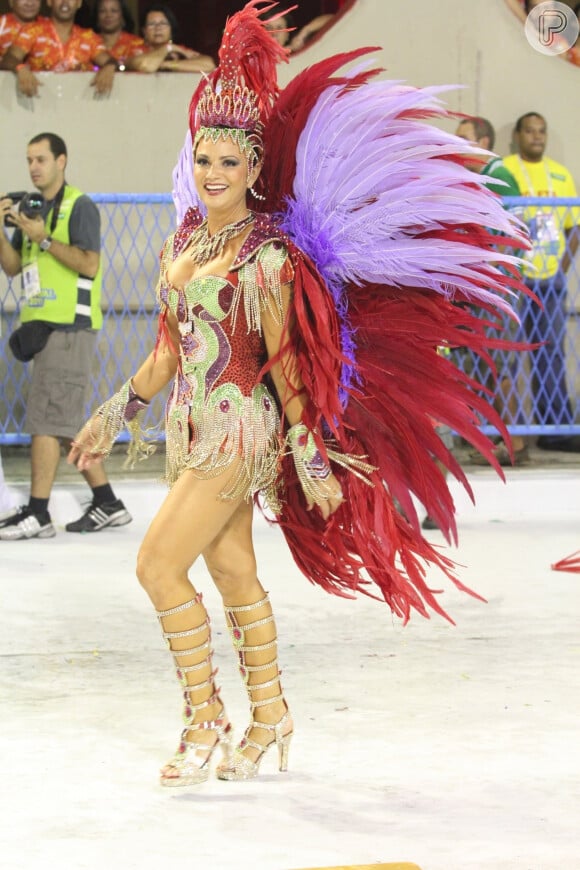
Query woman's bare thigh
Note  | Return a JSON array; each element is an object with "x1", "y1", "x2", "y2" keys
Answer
[{"x1": 138, "y1": 466, "x2": 248, "y2": 583}]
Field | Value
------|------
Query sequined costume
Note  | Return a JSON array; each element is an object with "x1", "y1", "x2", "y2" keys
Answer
[
  {"x1": 165, "y1": 1, "x2": 534, "y2": 622},
  {"x1": 157, "y1": 207, "x2": 293, "y2": 506}
]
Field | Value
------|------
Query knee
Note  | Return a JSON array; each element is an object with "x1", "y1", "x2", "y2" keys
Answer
[
  {"x1": 205, "y1": 546, "x2": 257, "y2": 599},
  {"x1": 136, "y1": 542, "x2": 168, "y2": 598}
]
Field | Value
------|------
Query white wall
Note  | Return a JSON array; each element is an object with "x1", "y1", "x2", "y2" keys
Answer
[
  {"x1": 2, "y1": 0, "x2": 579, "y2": 191},
  {"x1": 295, "y1": 0, "x2": 580, "y2": 175}
]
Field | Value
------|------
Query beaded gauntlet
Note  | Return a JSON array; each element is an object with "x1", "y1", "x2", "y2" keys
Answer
[
  {"x1": 286, "y1": 422, "x2": 374, "y2": 505},
  {"x1": 89, "y1": 378, "x2": 155, "y2": 466}
]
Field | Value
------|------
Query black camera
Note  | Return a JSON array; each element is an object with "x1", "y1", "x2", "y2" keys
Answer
[{"x1": 3, "y1": 191, "x2": 46, "y2": 226}]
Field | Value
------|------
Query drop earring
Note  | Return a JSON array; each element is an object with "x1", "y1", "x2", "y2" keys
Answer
[{"x1": 248, "y1": 186, "x2": 266, "y2": 201}]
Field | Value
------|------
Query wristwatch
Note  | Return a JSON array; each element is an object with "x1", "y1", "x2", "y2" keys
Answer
[{"x1": 39, "y1": 235, "x2": 52, "y2": 251}]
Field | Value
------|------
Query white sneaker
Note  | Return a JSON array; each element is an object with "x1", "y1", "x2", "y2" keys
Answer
[{"x1": 0, "y1": 506, "x2": 56, "y2": 540}]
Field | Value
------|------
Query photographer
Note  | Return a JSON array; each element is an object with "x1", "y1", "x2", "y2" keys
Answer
[{"x1": 0, "y1": 132, "x2": 131, "y2": 540}]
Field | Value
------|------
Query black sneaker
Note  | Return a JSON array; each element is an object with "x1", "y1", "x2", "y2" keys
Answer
[
  {"x1": 65, "y1": 499, "x2": 132, "y2": 533},
  {"x1": 0, "y1": 505, "x2": 56, "y2": 540},
  {"x1": 536, "y1": 435, "x2": 580, "y2": 453}
]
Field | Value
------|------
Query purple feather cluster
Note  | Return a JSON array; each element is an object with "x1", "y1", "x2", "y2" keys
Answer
[
  {"x1": 280, "y1": 198, "x2": 358, "y2": 407},
  {"x1": 172, "y1": 129, "x2": 204, "y2": 224},
  {"x1": 285, "y1": 72, "x2": 526, "y2": 314}
]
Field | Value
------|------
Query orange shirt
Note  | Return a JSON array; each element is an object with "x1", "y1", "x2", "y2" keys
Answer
[
  {"x1": 107, "y1": 31, "x2": 145, "y2": 62},
  {"x1": 567, "y1": 45, "x2": 580, "y2": 67},
  {"x1": 0, "y1": 12, "x2": 47, "y2": 60},
  {"x1": 14, "y1": 18, "x2": 105, "y2": 71}
]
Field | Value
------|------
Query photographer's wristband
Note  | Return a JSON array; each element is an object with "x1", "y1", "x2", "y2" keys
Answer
[{"x1": 39, "y1": 236, "x2": 52, "y2": 252}]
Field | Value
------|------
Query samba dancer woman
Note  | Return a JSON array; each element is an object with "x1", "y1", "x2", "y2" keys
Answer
[{"x1": 69, "y1": 1, "x2": 529, "y2": 787}]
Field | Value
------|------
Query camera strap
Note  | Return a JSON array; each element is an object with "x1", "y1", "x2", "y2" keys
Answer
[{"x1": 46, "y1": 182, "x2": 66, "y2": 234}]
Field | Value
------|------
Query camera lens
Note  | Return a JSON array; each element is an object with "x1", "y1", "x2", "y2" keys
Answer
[
  {"x1": 20, "y1": 192, "x2": 45, "y2": 219},
  {"x1": 3, "y1": 191, "x2": 45, "y2": 225}
]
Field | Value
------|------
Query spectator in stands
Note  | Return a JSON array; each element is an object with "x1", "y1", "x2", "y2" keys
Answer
[
  {"x1": 92, "y1": 0, "x2": 145, "y2": 69},
  {"x1": 0, "y1": 0, "x2": 118, "y2": 97},
  {"x1": 289, "y1": 14, "x2": 333, "y2": 52},
  {"x1": 289, "y1": 0, "x2": 348, "y2": 52},
  {"x1": 129, "y1": 4, "x2": 215, "y2": 74},
  {"x1": 0, "y1": 0, "x2": 42, "y2": 62},
  {"x1": 504, "y1": 112, "x2": 580, "y2": 452},
  {"x1": 0, "y1": 132, "x2": 131, "y2": 539},
  {"x1": 455, "y1": 116, "x2": 529, "y2": 466},
  {"x1": 263, "y1": 10, "x2": 295, "y2": 48}
]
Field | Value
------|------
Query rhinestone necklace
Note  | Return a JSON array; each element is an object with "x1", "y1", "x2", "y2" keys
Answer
[{"x1": 188, "y1": 211, "x2": 255, "y2": 266}]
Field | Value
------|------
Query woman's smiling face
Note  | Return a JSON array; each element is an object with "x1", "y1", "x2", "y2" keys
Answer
[{"x1": 194, "y1": 136, "x2": 260, "y2": 218}]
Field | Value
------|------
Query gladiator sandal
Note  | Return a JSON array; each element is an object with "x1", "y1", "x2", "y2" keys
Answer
[
  {"x1": 217, "y1": 593, "x2": 293, "y2": 781},
  {"x1": 157, "y1": 593, "x2": 233, "y2": 787}
]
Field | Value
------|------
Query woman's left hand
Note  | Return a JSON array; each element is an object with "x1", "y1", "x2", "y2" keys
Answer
[{"x1": 306, "y1": 470, "x2": 344, "y2": 520}]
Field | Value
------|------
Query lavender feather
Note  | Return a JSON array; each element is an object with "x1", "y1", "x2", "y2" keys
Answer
[
  {"x1": 284, "y1": 73, "x2": 527, "y2": 314},
  {"x1": 172, "y1": 129, "x2": 205, "y2": 224}
]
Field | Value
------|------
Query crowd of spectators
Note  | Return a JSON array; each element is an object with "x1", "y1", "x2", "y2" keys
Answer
[
  {"x1": 0, "y1": 0, "x2": 215, "y2": 95},
  {"x1": 0, "y1": 0, "x2": 354, "y2": 90}
]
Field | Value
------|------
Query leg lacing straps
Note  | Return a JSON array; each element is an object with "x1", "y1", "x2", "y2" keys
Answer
[
  {"x1": 218, "y1": 593, "x2": 293, "y2": 780},
  {"x1": 156, "y1": 593, "x2": 232, "y2": 786}
]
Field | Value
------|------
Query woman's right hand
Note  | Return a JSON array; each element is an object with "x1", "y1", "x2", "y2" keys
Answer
[{"x1": 67, "y1": 414, "x2": 113, "y2": 471}]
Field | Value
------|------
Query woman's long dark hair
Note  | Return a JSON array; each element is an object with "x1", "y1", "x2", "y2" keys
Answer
[{"x1": 92, "y1": 0, "x2": 137, "y2": 35}]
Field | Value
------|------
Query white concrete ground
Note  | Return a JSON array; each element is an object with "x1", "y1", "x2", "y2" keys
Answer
[{"x1": 0, "y1": 468, "x2": 578, "y2": 870}]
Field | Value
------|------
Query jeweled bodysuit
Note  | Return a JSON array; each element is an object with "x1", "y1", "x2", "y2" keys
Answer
[{"x1": 156, "y1": 209, "x2": 293, "y2": 505}]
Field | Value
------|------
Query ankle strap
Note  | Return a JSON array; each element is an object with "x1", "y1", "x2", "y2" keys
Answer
[
  {"x1": 171, "y1": 638, "x2": 211, "y2": 659},
  {"x1": 223, "y1": 593, "x2": 270, "y2": 613},
  {"x1": 241, "y1": 660, "x2": 278, "y2": 673},
  {"x1": 178, "y1": 655, "x2": 213, "y2": 676},
  {"x1": 247, "y1": 674, "x2": 280, "y2": 693},
  {"x1": 157, "y1": 593, "x2": 203, "y2": 619},
  {"x1": 234, "y1": 638, "x2": 277, "y2": 654},
  {"x1": 163, "y1": 621, "x2": 209, "y2": 641},
  {"x1": 250, "y1": 692, "x2": 284, "y2": 711},
  {"x1": 228, "y1": 615, "x2": 274, "y2": 648},
  {"x1": 183, "y1": 689, "x2": 222, "y2": 723},
  {"x1": 182, "y1": 671, "x2": 217, "y2": 697}
]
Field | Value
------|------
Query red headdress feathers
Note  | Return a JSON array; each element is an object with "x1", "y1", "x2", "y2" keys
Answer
[{"x1": 188, "y1": 0, "x2": 292, "y2": 154}]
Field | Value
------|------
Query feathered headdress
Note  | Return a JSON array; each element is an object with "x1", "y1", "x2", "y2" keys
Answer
[{"x1": 188, "y1": 0, "x2": 291, "y2": 168}]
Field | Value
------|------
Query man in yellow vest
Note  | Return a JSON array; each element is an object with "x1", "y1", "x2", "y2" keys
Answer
[
  {"x1": 0, "y1": 132, "x2": 131, "y2": 539},
  {"x1": 504, "y1": 112, "x2": 580, "y2": 452},
  {"x1": 454, "y1": 116, "x2": 529, "y2": 467}
]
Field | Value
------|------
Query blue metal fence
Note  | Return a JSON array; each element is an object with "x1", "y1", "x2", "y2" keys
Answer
[{"x1": 1, "y1": 194, "x2": 579, "y2": 444}]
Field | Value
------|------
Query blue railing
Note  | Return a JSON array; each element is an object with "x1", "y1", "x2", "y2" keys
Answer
[{"x1": 1, "y1": 194, "x2": 579, "y2": 444}]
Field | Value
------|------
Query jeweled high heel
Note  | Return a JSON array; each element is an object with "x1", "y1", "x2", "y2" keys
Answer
[
  {"x1": 216, "y1": 593, "x2": 293, "y2": 781},
  {"x1": 157, "y1": 594, "x2": 233, "y2": 787}
]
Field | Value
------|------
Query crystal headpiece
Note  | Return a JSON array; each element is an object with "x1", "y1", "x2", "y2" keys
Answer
[
  {"x1": 196, "y1": 84, "x2": 263, "y2": 135},
  {"x1": 194, "y1": 83, "x2": 265, "y2": 166}
]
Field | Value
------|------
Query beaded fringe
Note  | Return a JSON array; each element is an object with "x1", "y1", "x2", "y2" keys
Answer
[
  {"x1": 165, "y1": 383, "x2": 282, "y2": 511},
  {"x1": 230, "y1": 242, "x2": 286, "y2": 333},
  {"x1": 93, "y1": 379, "x2": 156, "y2": 468}
]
